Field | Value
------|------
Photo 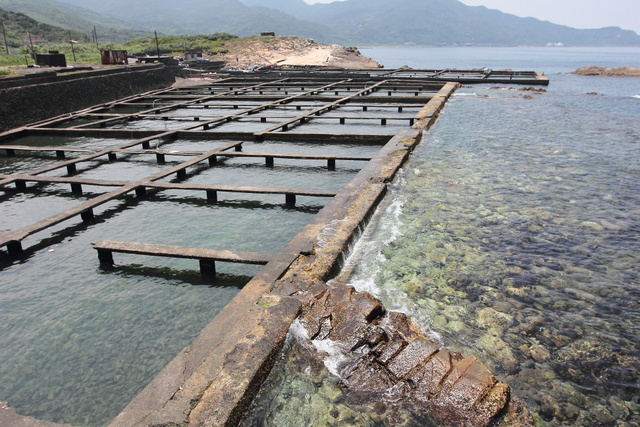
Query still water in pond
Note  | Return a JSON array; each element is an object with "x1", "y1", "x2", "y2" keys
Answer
[
  {"x1": 246, "y1": 47, "x2": 640, "y2": 426},
  {"x1": 0, "y1": 134, "x2": 358, "y2": 425}
]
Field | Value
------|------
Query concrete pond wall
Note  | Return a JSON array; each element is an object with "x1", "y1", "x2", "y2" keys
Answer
[{"x1": 0, "y1": 65, "x2": 176, "y2": 133}]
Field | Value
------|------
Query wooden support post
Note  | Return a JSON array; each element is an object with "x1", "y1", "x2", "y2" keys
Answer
[
  {"x1": 15, "y1": 179, "x2": 26, "y2": 190},
  {"x1": 388, "y1": 91, "x2": 392, "y2": 96},
  {"x1": 97, "y1": 248, "x2": 114, "y2": 267},
  {"x1": 266, "y1": 156, "x2": 274, "y2": 167},
  {"x1": 206, "y1": 190, "x2": 218, "y2": 203},
  {"x1": 156, "y1": 153, "x2": 166, "y2": 164},
  {"x1": 177, "y1": 168, "x2": 186, "y2": 180},
  {"x1": 299, "y1": 118, "x2": 306, "y2": 124},
  {"x1": 381, "y1": 119, "x2": 387, "y2": 126},
  {"x1": 66, "y1": 163, "x2": 77, "y2": 175},
  {"x1": 81, "y1": 208, "x2": 94, "y2": 222},
  {"x1": 285, "y1": 193, "x2": 296, "y2": 207},
  {"x1": 234, "y1": 105, "x2": 238, "y2": 109},
  {"x1": 335, "y1": 91, "x2": 339, "y2": 95},
  {"x1": 227, "y1": 117, "x2": 233, "y2": 122},
  {"x1": 194, "y1": 117, "x2": 200, "y2": 121},
  {"x1": 410, "y1": 118, "x2": 415, "y2": 126},
  {"x1": 71, "y1": 183, "x2": 83, "y2": 195},
  {"x1": 108, "y1": 152, "x2": 117, "y2": 161},
  {"x1": 363, "y1": 106, "x2": 368, "y2": 112},
  {"x1": 261, "y1": 117, "x2": 267, "y2": 123},
  {"x1": 282, "y1": 124, "x2": 288, "y2": 131},
  {"x1": 296, "y1": 106, "x2": 301, "y2": 110},
  {"x1": 327, "y1": 158, "x2": 336, "y2": 171},
  {"x1": 136, "y1": 186, "x2": 146, "y2": 198},
  {"x1": 7, "y1": 240, "x2": 23, "y2": 256},
  {"x1": 199, "y1": 259, "x2": 216, "y2": 280},
  {"x1": 235, "y1": 144, "x2": 242, "y2": 152},
  {"x1": 340, "y1": 118, "x2": 345, "y2": 125},
  {"x1": 203, "y1": 124, "x2": 209, "y2": 130},
  {"x1": 56, "y1": 150, "x2": 66, "y2": 160},
  {"x1": 398, "y1": 107, "x2": 403, "y2": 112},
  {"x1": 142, "y1": 141, "x2": 150, "y2": 149},
  {"x1": 5, "y1": 148, "x2": 15, "y2": 157},
  {"x1": 415, "y1": 92, "x2": 419, "y2": 96},
  {"x1": 208, "y1": 156, "x2": 217, "y2": 166}
]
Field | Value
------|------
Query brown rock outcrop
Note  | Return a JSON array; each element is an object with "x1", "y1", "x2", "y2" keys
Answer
[
  {"x1": 278, "y1": 279, "x2": 532, "y2": 426},
  {"x1": 573, "y1": 65, "x2": 640, "y2": 77}
]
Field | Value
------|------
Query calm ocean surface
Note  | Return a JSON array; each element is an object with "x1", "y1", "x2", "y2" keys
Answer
[
  {"x1": 350, "y1": 47, "x2": 640, "y2": 425},
  {"x1": 244, "y1": 47, "x2": 640, "y2": 426},
  {"x1": 2, "y1": 46, "x2": 639, "y2": 426}
]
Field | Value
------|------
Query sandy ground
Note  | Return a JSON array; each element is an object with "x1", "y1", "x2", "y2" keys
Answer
[{"x1": 216, "y1": 37, "x2": 382, "y2": 69}]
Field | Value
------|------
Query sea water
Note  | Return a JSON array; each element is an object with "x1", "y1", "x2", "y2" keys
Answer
[{"x1": 245, "y1": 47, "x2": 640, "y2": 426}]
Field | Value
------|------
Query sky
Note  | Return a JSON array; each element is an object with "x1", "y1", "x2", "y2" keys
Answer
[{"x1": 304, "y1": 0, "x2": 640, "y2": 35}]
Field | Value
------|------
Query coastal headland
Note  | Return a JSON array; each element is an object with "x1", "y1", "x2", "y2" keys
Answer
[
  {"x1": 212, "y1": 35, "x2": 383, "y2": 69},
  {"x1": 573, "y1": 65, "x2": 640, "y2": 77}
]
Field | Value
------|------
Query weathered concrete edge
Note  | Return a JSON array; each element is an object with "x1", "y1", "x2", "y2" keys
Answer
[
  {"x1": 109, "y1": 82, "x2": 458, "y2": 426},
  {"x1": 0, "y1": 65, "x2": 176, "y2": 132},
  {"x1": 0, "y1": 402, "x2": 71, "y2": 427}
]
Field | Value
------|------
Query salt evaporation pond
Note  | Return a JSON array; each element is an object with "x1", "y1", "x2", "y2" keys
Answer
[{"x1": 0, "y1": 134, "x2": 375, "y2": 425}]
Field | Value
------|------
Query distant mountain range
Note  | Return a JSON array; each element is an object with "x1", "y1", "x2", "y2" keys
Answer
[{"x1": 1, "y1": 0, "x2": 639, "y2": 46}]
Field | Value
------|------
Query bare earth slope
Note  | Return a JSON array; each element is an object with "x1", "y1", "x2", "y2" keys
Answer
[{"x1": 214, "y1": 36, "x2": 383, "y2": 69}]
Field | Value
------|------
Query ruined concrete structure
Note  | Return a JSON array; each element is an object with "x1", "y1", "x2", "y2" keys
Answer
[{"x1": 0, "y1": 69, "x2": 542, "y2": 425}]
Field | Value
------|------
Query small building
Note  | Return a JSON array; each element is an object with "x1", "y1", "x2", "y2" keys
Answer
[
  {"x1": 260, "y1": 32, "x2": 275, "y2": 37},
  {"x1": 101, "y1": 50, "x2": 128, "y2": 65},
  {"x1": 184, "y1": 50, "x2": 204, "y2": 62},
  {"x1": 23, "y1": 34, "x2": 48, "y2": 46}
]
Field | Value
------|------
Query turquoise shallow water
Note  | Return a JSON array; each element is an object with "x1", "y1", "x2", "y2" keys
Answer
[
  {"x1": 0, "y1": 132, "x2": 361, "y2": 424},
  {"x1": 342, "y1": 50, "x2": 640, "y2": 425},
  {"x1": 245, "y1": 47, "x2": 640, "y2": 426}
]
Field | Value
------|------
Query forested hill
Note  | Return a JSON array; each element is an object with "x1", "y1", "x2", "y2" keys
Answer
[
  {"x1": 0, "y1": 0, "x2": 150, "y2": 43},
  {"x1": 3, "y1": 0, "x2": 640, "y2": 46},
  {"x1": 0, "y1": 7, "x2": 88, "y2": 47}
]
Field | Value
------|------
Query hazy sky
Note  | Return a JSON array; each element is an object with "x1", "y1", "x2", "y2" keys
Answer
[{"x1": 304, "y1": 0, "x2": 640, "y2": 34}]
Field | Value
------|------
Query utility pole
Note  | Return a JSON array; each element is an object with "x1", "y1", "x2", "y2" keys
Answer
[
  {"x1": 1, "y1": 19, "x2": 9, "y2": 55},
  {"x1": 69, "y1": 31, "x2": 77, "y2": 62},
  {"x1": 155, "y1": 31, "x2": 160, "y2": 58},
  {"x1": 27, "y1": 31, "x2": 35, "y2": 58},
  {"x1": 93, "y1": 26, "x2": 99, "y2": 50}
]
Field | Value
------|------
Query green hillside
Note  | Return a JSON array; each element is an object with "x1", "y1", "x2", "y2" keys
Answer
[
  {"x1": 0, "y1": 7, "x2": 88, "y2": 47},
  {"x1": 0, "y1": 0, "x2": 151, "y2": 43}
]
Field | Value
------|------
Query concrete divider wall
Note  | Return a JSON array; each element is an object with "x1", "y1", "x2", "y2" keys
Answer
[{"x1": 0, "y1": 66, "x2": 176, "y2": 132}]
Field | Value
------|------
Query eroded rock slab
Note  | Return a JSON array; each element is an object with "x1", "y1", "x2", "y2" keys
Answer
[{"x1": 276, "y1": 280, "x2": 532, "y2": 426}]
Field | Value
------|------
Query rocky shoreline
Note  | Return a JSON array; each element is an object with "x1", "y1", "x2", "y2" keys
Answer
[
  {"x1": 213, "y1": 36, "x2": 383, "y2": 69},
  {"x1": 573, "y1": 65, "x2": 640, "y2": 77}
]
